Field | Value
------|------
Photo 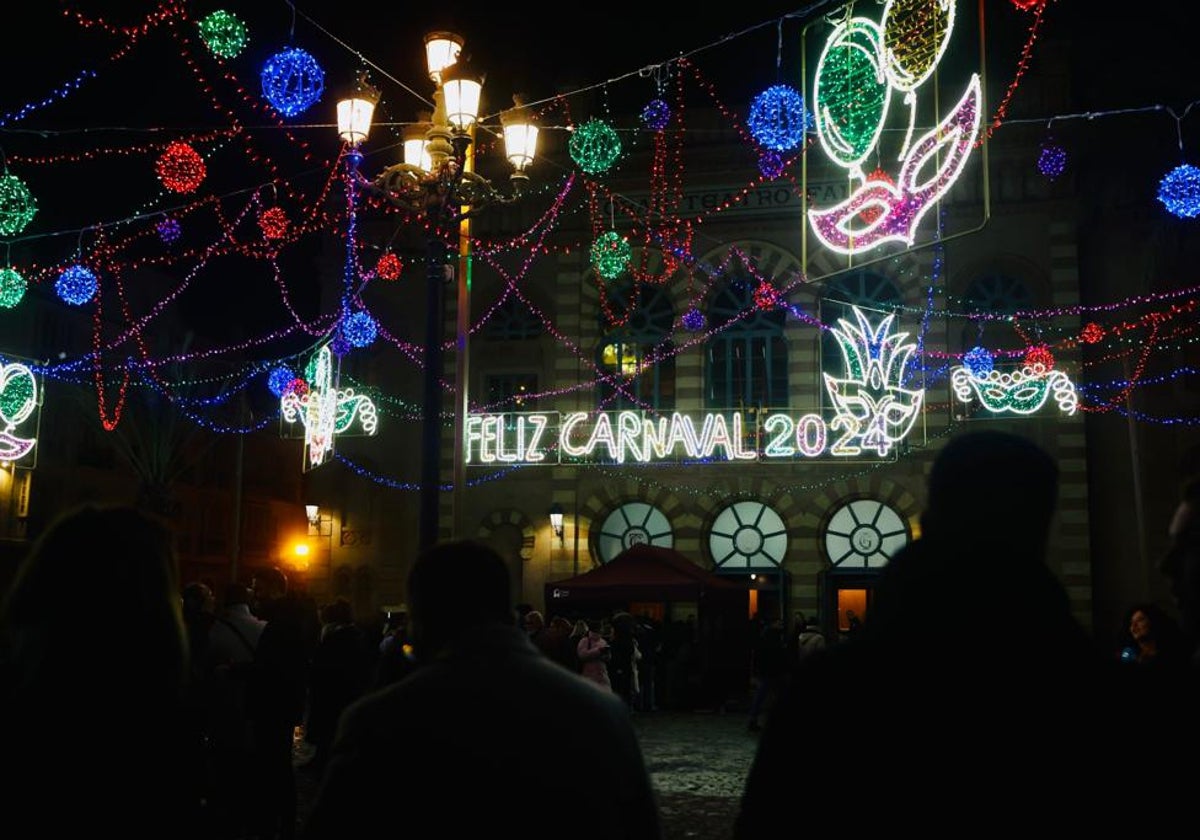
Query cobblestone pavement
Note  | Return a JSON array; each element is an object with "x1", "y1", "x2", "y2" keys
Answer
[{"x1": 294, "y1": 709, "x2": 759, "y2": 839}]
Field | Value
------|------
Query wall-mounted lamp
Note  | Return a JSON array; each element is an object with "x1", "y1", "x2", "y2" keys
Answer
[
  {"x1": 305, "y1": 503, "x2": 333, "y2": 536},
  {"x1": 548, "y1": 502, "x2": 565, "y2": 547}
]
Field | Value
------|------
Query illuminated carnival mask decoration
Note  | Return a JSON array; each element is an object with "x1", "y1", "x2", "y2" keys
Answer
[
  {"x1": 822, "y1": 306, "x2": 924, "y2": 456},
  {"x1": 280, "y1": 343, "x2": 378, "y2": 469},
  {"x1": 950, "y1": 359, "x2": 1078, "y2": 416},
  {"x1": 808, "y1": 0, "x2": 982, "y2": 255}
]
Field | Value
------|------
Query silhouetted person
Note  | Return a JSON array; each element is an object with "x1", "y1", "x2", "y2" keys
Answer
[
  {"x1": 302, "y1": 540, "x2": 662, "y2": 839},
  {"x1": 735, "y1": 430, "x2": 1156, "y2": 833},
  {"x1": 248, "y1": 566, "x2": 319, "y2": 840},
  {"x1": 1162, "y1": 477, "x2": 1200, "y2": 665},
  {"x1": 0, "y1": 504, "x2": 202, "y2": 838},
  {"x1": 305, "y1": 598, "x2": 372, "y2": 779}
]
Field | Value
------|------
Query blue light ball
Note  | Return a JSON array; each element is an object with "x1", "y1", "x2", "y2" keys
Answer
[
  {"x1": 261, "y1": 48, "x2": 325, "y2": 118},
  {"x1": 682, "y1": 308, "x2": 705, "y2": 332},
  {"x1": 963, "y1": 345, "x2": 994, "y2": 378},
  {"x1": 758, "y1": 150, "x2": 784, "y2": 180},
  {"x1": 748, "y1": 84, "x2": 810, "y2": 152},
  {"x1": 1037, "y1": 143, "x2": 1067, "y2": 180},
  {"x1": 267, "y1": 365, "x2": 294, "y2": 397},
  {"x1": 343, "y1": 311, "x2": 378, "y2": 348},
  {"x1": 641, "y1": 99, "x2": 670, "y2": 131},
  {"x1": 156, "y1": 216, "x2": 181, "y2": 244},
  {"x1": 56, "y1": 264, "x2": 98, "y2": 306},
  {"x1": 1157, "y1": 164, "x2": 1200, "y2": 219}
]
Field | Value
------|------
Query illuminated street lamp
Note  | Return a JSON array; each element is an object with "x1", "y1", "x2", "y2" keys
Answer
[{"x1": 341, "y1": 31, "x2": 539, "y2": 552}]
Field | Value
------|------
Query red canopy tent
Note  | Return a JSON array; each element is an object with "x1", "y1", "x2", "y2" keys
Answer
[
  {"x1": 544, "y1": 543, "x2": 745, "y2": 616},
  {"x1": 544, "y1": 543, "x2": 751, "y2": 711}
]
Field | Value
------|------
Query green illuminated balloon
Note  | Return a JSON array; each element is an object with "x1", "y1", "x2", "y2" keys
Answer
[
  {"x1": 0, "y1": 174, "x2": 37, "y2": 236},
  {"x1": 813, "y1": 17, "x2": 891, "y2": 172}
]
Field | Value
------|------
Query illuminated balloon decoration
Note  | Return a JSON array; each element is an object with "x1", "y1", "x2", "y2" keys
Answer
[
  {"x1": 0, "y1": 267, "x2": 26, "y2": 309},
  {"x1": 155, "y1": 141, "x2": 206, "y2": 193},
  {"x1": 375, "y1": 252, "x2": 403, "y2": 281},
  {"x1": 747, "y1": 84, "x2": 809, "y2": 152},
  {"x1": 55, "y1": 264, "x2": 98, "y2": 305},
  {"x1": 641, "y1": 99, "x2": 670, "y2": 131},
  {"x1": 1157, "y1": 164, "x2": 1200, "y2": 219},
  {"x1": 261, "y1": 47, "x2": 325, "y2": 118},
  {"x1": 258, "y1": 206, "x2": 289, "y2": 240},
  {"x1": 0, "y1": 173, "x2": 37, "y2": 236},
  {"x1": 197, "y1": 10, "x2": 248, "y2": 59},
  {"x1": 568, "y1": 119, "x2": 622, "y2": 175},
  {"x1": 591, "y1": 231, "x2": 632, "y2": 280},
  {"x1": 808, "y1": 0, "x2": 982, "y2": 256}
]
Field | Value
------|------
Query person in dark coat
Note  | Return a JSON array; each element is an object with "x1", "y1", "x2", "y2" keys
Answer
[
  {"x1": 302, "y1": 540, "x2": 662, "y2": 840},
  {"x1": 735, "y1": 430, "x2": 1198, "y2": 834}
]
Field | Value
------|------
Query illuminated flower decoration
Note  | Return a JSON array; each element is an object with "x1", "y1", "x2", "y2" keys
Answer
[
  {"x1": 258, "y1": 206, "x2": 289, "y2": 240},
  {"x1": 1038, "y1": 142, "x2": 1067, "y2": 180},
  {"x1": 1024, "y1": 344, "x2": 1055, "y2": 371},
  {"x1": 261, "y1": 47, "x2": 325, "y2": 118},
  {"x1": 375, "y1": 252, "x2": 403, "y2": 281},
  {"x1": 267, "y1": 366, "x2": 294, "y2": 398},
  {"x1": 591, "y1": 231, "x2": 632, "y2": 280},
  {"x1": 1079, "y1": 322, "x2": 1104, "y2": 345},
  {"x1": 681, "y1": 307, "x2": 706, "y2": 332},
  {"x1": 568, "y1": 119, "x2": 622, "y2": 175},
  {"x1": 963, "y1": 345, "x2": 994, "y2": 378},
  {"x1": 748, "y1": 84, "x2": 810, "y2": 152},
  {"x1": 1157, "y1": 164, "x2": 1200, "y2": 219},
  {"x1": 641, "y1": 99, "x2": 670, "y2": 131},
  {"x1": 342, "y1": 311, "x2": 378, "y2": 348},
  {"x1": 156, "y1": 216, "x2": 181, "y2": 244},
  {"x1": 0, "y1": 267, "x2": 26, "y2": 309},
  {"x1": 55, "y1": 264, "x2": 98, "y2": 306},
  {"x1": 198, "y1": 10, "x2": 248, "y2": 59},
  {"x1": 156, "y1": 141, "x2": 206, "y2": 193},
  {"x1": 860, "y1": 167, "x2": 895, "y2": 224},
  {"x1": 758, "y1": 150, "x2": 784, "y2": 180},
  {"x1": 285, "y1": 377, "x2": 309, "y2": 398},
  {"x1": 753, "y1": 280, "x2": 782, "y2": 311},
  {"x1": 0, "y1": 173, "x2": 38, "y2": 236}
]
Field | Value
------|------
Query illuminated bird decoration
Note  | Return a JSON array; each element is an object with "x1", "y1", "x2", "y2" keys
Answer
[
  {"x1": 822, "y1": 307, "x2": 923, "y2": 456},
  {"x1": 281, "y1": 343, "x2": 378, "y2": 470}
]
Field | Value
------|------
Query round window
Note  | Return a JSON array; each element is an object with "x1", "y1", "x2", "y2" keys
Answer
[
  {"x1": 708, "y1": 500, "x2": 788, "y2": 571},
  {"x1": 823, "y1": 498, "x2": 908, "y2": 569},
  {"x1": 596, "y1": 502, "x2": 673, "y2": 563}
]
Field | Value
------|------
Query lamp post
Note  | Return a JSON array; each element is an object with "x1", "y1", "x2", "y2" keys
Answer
[{"x1": 341, "y1": 32, "x2": 538, "y2": 553}]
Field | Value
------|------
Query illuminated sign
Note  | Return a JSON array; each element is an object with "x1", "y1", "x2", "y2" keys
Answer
[
  {"x1": 281, "y1": 343, "x2": 378, "y2": 470},
  {"x1": 466, "y1": 305, "x2": 924, "y2": 465},
  {"x1": 0, "y1": 358, "x2": 40, "y2": 466}
]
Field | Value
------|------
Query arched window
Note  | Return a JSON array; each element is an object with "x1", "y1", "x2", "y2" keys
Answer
[
  {"x1": 823, "y1": 498, "x2": 908, "y2": 569},
  {"x1": 959, "y1": 274, "x2": 1035, "y2": 355},
  {"x1": 708, "y1": 500, "x2": 788, "y2": 572},
  {"x1": 705, "y1": 275, "x2": 787, "y2": 409},
  {"x1": 596, "y1": 502, "x2": 674, "y2": 563},
  {"x1": 820, "y1": 271, "x2": 903, "y2": 377},
  {"x1": 596, "y1": 281, "x2": 675, "y2": 410}
]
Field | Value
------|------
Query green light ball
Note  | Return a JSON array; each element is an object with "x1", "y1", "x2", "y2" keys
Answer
[
  {"x1": 198, "y1": 10, "x2": 249, "y2": 59},
  {"x1": 0, "y1": 174, "x2": 38, "y2": 236},
  {"x1": 569, "y1": 119, "x2": 622, "y2": 175},
  {"x1": 591, "y1": 231, "x2": 631, "y2": 280},
  {"x1": 0, "y1": 267, "x2": 26, "y2": 308}
]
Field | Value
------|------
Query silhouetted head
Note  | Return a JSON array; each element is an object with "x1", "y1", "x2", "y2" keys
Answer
[
  {"x1": 408, "y1": 540, "x2": 514, "y2": 660},
  {"x1": 923, "y1": 430, "x2": 1058, "y2": 551},
  {"x1": 252, "y1": 566, "x2": 288, "y2": 603}
]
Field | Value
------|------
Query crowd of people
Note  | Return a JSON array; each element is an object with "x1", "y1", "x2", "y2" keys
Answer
[{"x1": 2, "y1": 430, "x2": 1198, "y2": 838}]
